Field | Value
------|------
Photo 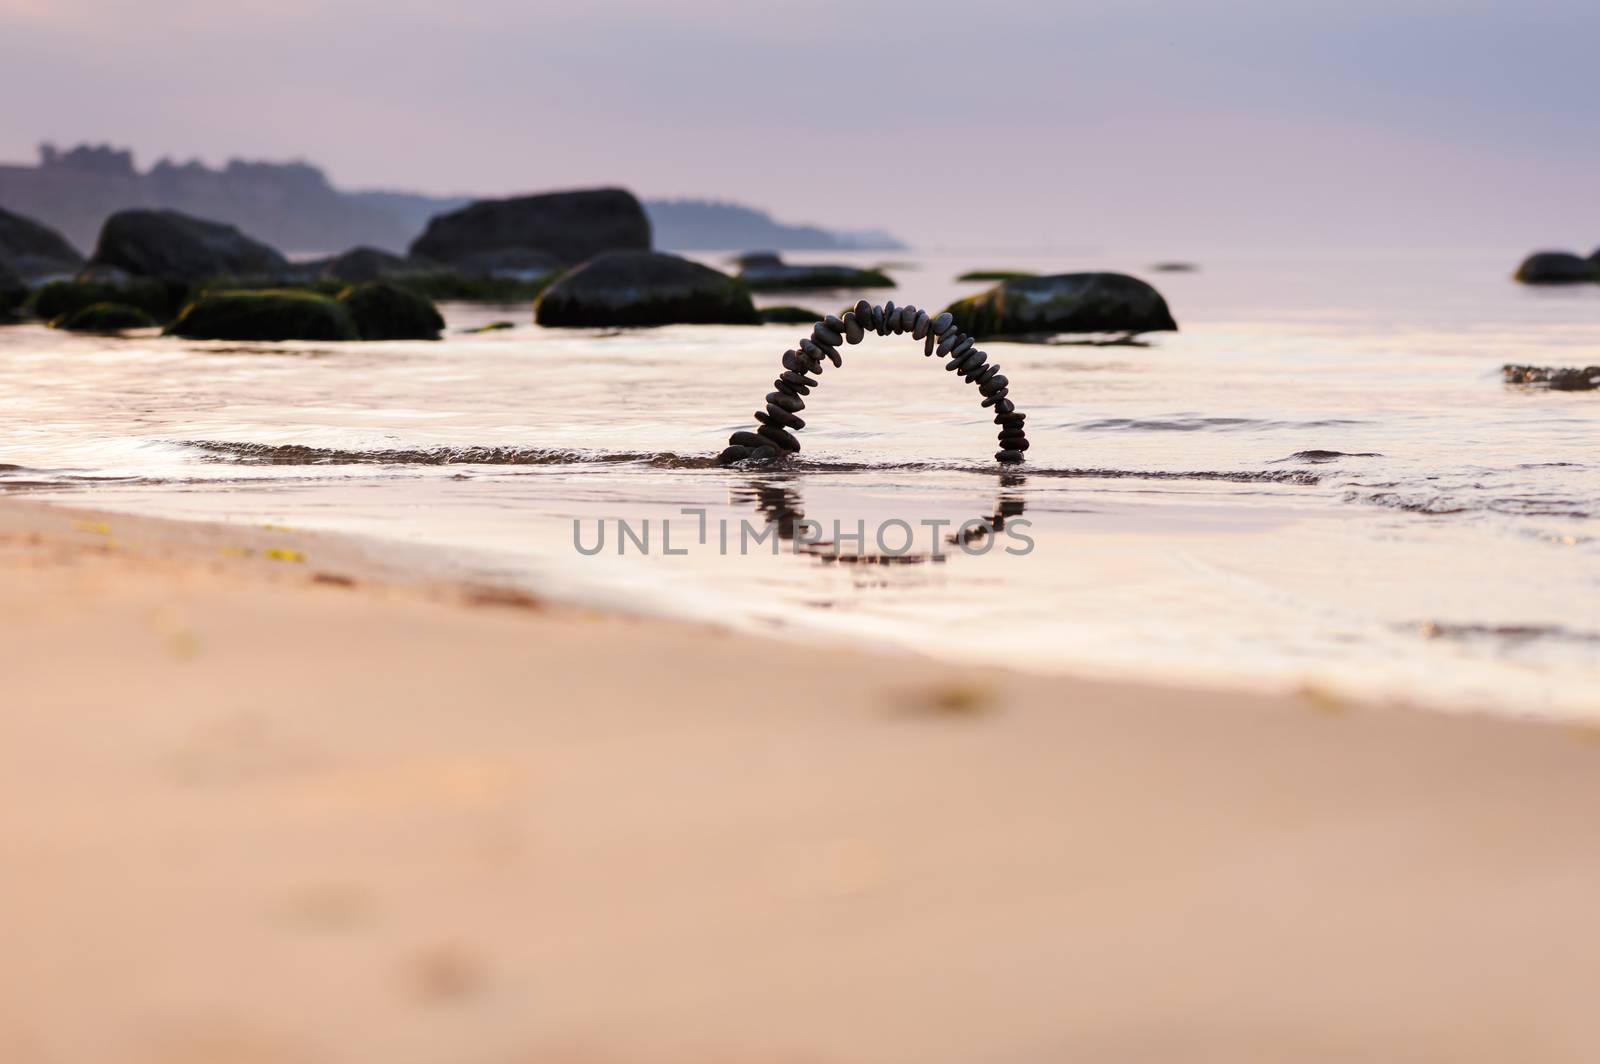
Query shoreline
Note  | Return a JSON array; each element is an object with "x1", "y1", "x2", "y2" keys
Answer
[{"x1": 4, "y1": 495, "x2": 1600, "y2": 1061}]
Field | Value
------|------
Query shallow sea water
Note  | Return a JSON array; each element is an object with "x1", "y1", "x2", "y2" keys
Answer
[{"x1": 2, "y1": 249, "x2": 1596, "y2": 717}]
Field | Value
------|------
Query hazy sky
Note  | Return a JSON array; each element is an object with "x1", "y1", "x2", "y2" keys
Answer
[{"x1": 4, "y1": 0, "x2": 1597, "y2": 250}]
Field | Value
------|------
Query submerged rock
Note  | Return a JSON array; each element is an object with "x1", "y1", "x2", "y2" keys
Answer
[
  {"x1": 89, "y1": 209, "x2": 291, "y2": 283},
  {"x1": 1513, "y1": 251, "x2": 1596, "y2": 284},
  {"x1": 0, "y1": 207, "x2": 85, "y2": 284},
  {"x1": 0, "y1": 261, "x2": 26, "y2": 318},
  {"x1": 336, "y1": 282, "x2": 444, "y2": 340},
  {"x1": 535, "y1": 250, "x2": 759, "y2": 327},
  {"x1": 166, "y1": 289, "x2": 359, "y2": 341},
  {"x1": 736, "y1": 253, "x2": 894, "y2": 291},
  {"x1": 49, "y1": 302, "x2": 158, "y2": 332},
  {"x1": 757, "y1": 304, "x2": 824, "y2": 324},
  {"x1": 28, "y1": 277, "x2": 187, "y2": 322},
  {"x1": 1503, "y1": 364, "x2": 1600, "y2": 391},
  {"x1": 956, "y1": 269, "x2": 1035, "y2": 282},
  {"x1": 945, "y1": 272, "x2": 1177, "y2": 338},
  {"x1": 410, "y1": 189, "x2": 649, "y2": 268}
]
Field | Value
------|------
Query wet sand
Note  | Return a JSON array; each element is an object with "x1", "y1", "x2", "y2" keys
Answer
[{"x1": 2, "y1": 497, "x2": 1599, "y2": 1063}]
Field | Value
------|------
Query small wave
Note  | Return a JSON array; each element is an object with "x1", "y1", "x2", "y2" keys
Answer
[
  {"x1": 181, "y1": 440, "x2": 720, "y2": 469},
  {"x1": 1273, "y1": 450, "x2": 1383, "y2": 464},
  {"x1": 1411, "y1": 620, "x2": 1600, "y2": 645},
  {"x1": 1350, "y1": 490, "x2": 1593, "y2": 519},
  {"x1": 1066, "y1": 417, "x2": 1366, "y2": 432}
]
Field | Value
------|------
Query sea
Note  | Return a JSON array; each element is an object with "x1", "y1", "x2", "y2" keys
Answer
[{"x1": 2, "y1": 249, "x2": 1596, "y2": 718}]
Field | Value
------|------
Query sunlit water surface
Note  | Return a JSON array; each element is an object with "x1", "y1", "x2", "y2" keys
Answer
[{"x1": 2, "y1": 250, "x2": 1596, "y2": 717}]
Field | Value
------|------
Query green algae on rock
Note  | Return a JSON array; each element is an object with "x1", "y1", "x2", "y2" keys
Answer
[
  {"x1": 167, "y1": 289, "x2": 359, "y2": 341},
  {"x1": 535, "y1": 251, "x2": 759, "y2": 327},
  {"x1": 336, "y1": 282, "x2": 444, "y2": 341},
  {"x1": 49, "y1": 302, "x2": 158, "y2": 332}
]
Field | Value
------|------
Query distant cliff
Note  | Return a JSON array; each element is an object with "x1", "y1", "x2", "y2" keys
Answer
[
  {"x1": 643, "y1": 199, "x2": 904, "y2": 251},
  {"x1": 0, "y1": 143, "x2": 903, "y2": 256}
]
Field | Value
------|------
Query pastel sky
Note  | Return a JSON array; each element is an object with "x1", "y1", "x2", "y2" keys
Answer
[{"x1": 3, "y1": 0, "x2": 1596, "y2": 250}]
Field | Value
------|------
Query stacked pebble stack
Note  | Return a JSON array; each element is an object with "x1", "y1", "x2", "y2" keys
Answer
[{"x1": 716, "y1": 301, "x2": 1029, "y2": 465}]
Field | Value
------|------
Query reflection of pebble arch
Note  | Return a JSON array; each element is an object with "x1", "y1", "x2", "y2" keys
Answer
[{"x1": 717, "y1": 300, "x2": 1029, "y2": 465}]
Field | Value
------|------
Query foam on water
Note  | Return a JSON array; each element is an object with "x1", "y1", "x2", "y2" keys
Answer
[{"x1": 1, "y1": 248, "x2": 1596, "y2": 717}]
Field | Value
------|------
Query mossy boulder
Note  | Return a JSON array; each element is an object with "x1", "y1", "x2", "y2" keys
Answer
[
  {"x1": 89, "y1": 209, "x2": 291, "y2": 283},
  {"x1": 336, "y1": 282, "x2": 444, "y2": 340},
  {"x1": 0, "y1": 261, "x2": 26, "y2": 319},
  {"x1": 956, "y1": 270, "x2": 1036, "y2": 282},
  {"x1": 535, "y1": 250, "x2": 760, "y2": 327},
  {"x1": 1514, "y1": 251, "x2": 1596, "y2": 284},
  {"x1": 49, "y1": 302, "x2": 158, "y2": 332},
  {"x1": 756, "y1": 304, "x2": 823, "y2": 324},
  {"x1": 0, "y1": 207, "x2": 84, "y2": 284},
  {"x1": 946, "y1": 272, "x2": 1178, "y2": 338},
  {"x1": 736, "y1": 253, "x2": 894, "y2": 291},
  {"x1": 166, "y1": 289, "x2": 358, "y2": 341},
  {"x1": 28, "y1": 278, "x2": 187, "y2": 322}
]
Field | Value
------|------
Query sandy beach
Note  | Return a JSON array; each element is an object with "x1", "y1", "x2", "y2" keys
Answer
[{"x1": 1, "y1": 496, "x2": 1597, "y2": 1063}]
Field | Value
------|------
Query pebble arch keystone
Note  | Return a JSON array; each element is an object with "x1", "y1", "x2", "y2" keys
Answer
[{"x1": 716, "y1": 302, "x2": 1029, "y2": 465}]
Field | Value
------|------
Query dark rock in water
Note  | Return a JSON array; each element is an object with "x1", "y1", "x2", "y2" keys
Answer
[
  {"x1": 461, "y1": 320, "x2": 517, "y2": 334},
  {"x1": 1150, "y1": 262, "x2": 1198, "y2": 273},
  {"x1": 957, "y1": 269, "x2": 1035, "y2": 282},
  {"x1": 1, "y1": 261, "x2": 28, "y2": 318},
  {"x1": 336, "y1": 282, "x2": 444, "y2": 340},
  {"x1": 731, "y1": 251, "x2": 784, "y2": 270},
  {"x1": 318, "y1": 246, "x2": 435, "y2": 283},
  {"x1": 0, "y1": 207, "x2": 85, "y2": 284},
  {"x1": 1513, "y1": 251, "x2": 1596, "y2": 285},
  {"x1": 946, "y1": 272, "x2": 1178, "y2": 337},
  {"x1": 757, "y1": 423, "x2": 801, "y2": 451},
  {"x1": 758, "y1": 304, "x2": 823, "y2": 324},
  {"x1": 718, "y1": 445, "x2": 753, "y2": 464},
  {"x1": 166, "y1": 289, "x2": 359, "y2": 341},
  {"x1": 1549, "y1": 368, "x2": 1599, "y2": 391},
  {"x1": 729, "y1": 430, "x2": 769, "y2": 449},
  {"x1": 535, "y1": 250, "x2": 759, "y2": 327},
  {"x1": 1503, "y1": 364, "x2": 1600, "y2": 390},
  {"x1": 410, "y1": 188, "x2": 649, "y2": 268},
  {"x1": 736, "y1": 253, "x2": 894, "y2": 291},
  {"x1": 996, "y1": 411, "x2": 1026, "y2": 426},
  {"x1": 29, "y1": 277, "x2": 186, "y2": 322},
  {"x1": 1000, "y1": 438, "x2": 1030, "y2": 452},
  {"x1": 89, "y1": 209, "x2": 290, "y2": 283},
  {"x1": 766, "y1": 391, "x2": 805, "y2": 412},
  {"x1": 995, "y1": 449, "x2": 1024, "y2": 463},
  {"x1": 48, "y1": 302, "x2": 157, "y2": 332}
]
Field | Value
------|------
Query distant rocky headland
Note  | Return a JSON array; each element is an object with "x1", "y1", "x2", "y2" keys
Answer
[{"x1": 0, "y1": 143, "x2": 903, "y2": 257}]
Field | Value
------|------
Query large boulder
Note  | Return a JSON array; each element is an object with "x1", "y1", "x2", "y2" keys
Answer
[
  {"x1": 89, "y1": 209, "x2": 291, "y2": 283},
  {"x1": 166, "y1": 289, "x2": 358, "y2": 341},
  {"x1": 945, "y1": 272, "x2": 1178, "y2": 338},
  {"x1": 0, "y1": 260, "x2": 26, "y2": 318},
  {"x1": 535, "y1": 250, "x2": 759, "y2": 327},
  {"x1": 49, "y1": 302, "x2": 158, "y2": 333},
  {"x1": 735, "y1": 252, "x2": 893, "y2": 291},
  {"x1": 1514, "y1": 251, "x2": 1595, "y2": 284},
  {"x1": 0, "y1": 207, "x2": 85, "y2": 284},
  {"x1": 409, "y1": 189, "x2": 649, "y2": 268},
  {"x1": 336, "y1": 282, "x2": 444, "y2": 340}
]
